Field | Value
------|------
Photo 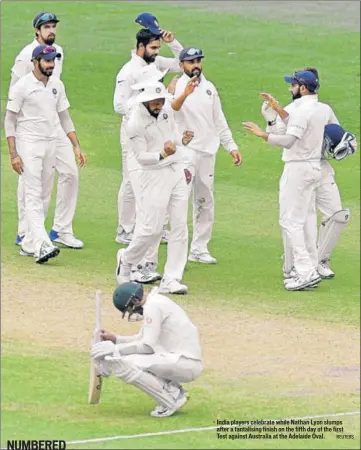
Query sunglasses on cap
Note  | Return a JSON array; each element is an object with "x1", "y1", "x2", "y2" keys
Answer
[
  {"x1": 187, "y1": 48, "x2": 202, "y2": 56},
  {"x1": 41, "y1": 46, "x2": 57, "y2": 54},
  {"x1": 34, "y1": 13, "x2": 58, "y2": 28}
]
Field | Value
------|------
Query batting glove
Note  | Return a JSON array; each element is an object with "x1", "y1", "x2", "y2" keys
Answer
[{"x1": 91, "y1": 340, "x2": 116, "y2": 361}]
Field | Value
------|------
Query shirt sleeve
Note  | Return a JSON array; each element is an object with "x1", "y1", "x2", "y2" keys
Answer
[
  {"x1": 286, "y1": 111, "x2": 308, "y2": 139},
  {"x1": 6, "y1": 82, "x2": 24, "y2": 113},
  {"x1": 11, "y1": 57, "x2": 32, "y2": 81},
  {"x1": 56, "y1": 81, "x2": 71, "y2": 112},
  {"x1": 328, "y1": 107, "x2": 340, "y2": 125},
  {"x1": 268, "y1": 133, "x2": 299, "y2": 149},
  {"x1": 114, "y1": 304, "x2": 163, "y2": 354},
  {"x1": 127, "y1": 117, "x2": 161, "y2": 165},
  {"x1": 212, "y1": 87, "x2": 238, "y2": 152},
  {"x1": 113, "y1": 70, "x2": 134, "y2": 116},
  {"x1": 155, "y1": 39, "x2": 183, "y2": 73}
]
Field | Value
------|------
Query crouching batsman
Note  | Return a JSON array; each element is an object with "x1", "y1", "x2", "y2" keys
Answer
[{"x1": 90, "y1": 282, "x2": 203, "y2": 417}]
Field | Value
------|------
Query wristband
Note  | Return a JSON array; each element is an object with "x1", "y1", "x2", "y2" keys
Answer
[
  {"x1": 160, "y1": 151, "x2": 167, "y2": 160},
  {"x1": 268, "y1": 120, "x2": 276, "y2": 126}
]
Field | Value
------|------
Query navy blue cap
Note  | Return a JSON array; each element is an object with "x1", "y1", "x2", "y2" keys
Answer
[
  {"x1": 135, "y1": 12, "x2": 161, "y2": 35},
  {"x1": 179, "y1": 47, "x2": 204, "y2": 61},
  {"x1": 284, "y1": 70, "x2": 320, "y2": 92},
  {"x1": 32, "y1": 45, "x2": 61, "y2": 61},
  {"x1": 33, "y1": 12, "x2": 59, "y2": 29}
]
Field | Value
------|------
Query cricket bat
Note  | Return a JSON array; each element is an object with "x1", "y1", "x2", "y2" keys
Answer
[{"x1": 88, "y1": 289, "x2": 103, "y2": 404}]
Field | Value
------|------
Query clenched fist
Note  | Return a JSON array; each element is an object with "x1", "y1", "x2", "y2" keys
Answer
[
  {"x1": 163, "y1": 140, "x2": 176, "y2": 156},
  {"x1": 182, "y1": 130, "x2": 194, "y2": 146}
]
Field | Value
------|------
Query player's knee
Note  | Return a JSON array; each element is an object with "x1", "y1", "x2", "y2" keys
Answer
[
  {"x1": 58, "y1": 170, "x2": 78, "y2": 185},
  {"x1": 112, "y1": 360, "x2": 141, "y2": 384}
]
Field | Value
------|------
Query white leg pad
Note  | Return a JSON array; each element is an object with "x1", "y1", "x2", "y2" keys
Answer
[
  {"x1": 109, "y1": 357, "x2": 176, "y2": 409},
  {"x1": 317, "y1": 209, "x2": 350, "y2": 261}
]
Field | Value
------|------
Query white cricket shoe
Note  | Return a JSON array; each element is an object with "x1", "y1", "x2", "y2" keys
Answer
[
  {"x1": 161, "y1": 226, "x2": 170, "y2": 244},
  {"x1": 188, "y1": 252, "x2": 217, "y2": 264},
  {"x1": 35, "y1": 242, "x2": 60, "y2": 264},
  {"x1": 19, "y1": 248, "x2": 34, "y2": 257},
  {"x1": 283, "y1": 268, "x2": 297, "y2": 279},
  {"x1": 284, "y1": 271, "x2": 321, "y2": 291},
  {"x1": 150, "y1": 389, "x2": 188, "y2": 418},
  {"x1": 115, "y1": 249, "x2": 131, "y2": 284},
  {"x1": 49, "y1": 230, "x2": 84, "y2": 249},
  {"x1": 131, "y1": 263, "x2": 162, "y2": 284},
  {"x1": 158, "y1": 279, "x2": 188, "y2": 295},
  {"x1": 317, "y1": 259, "x2": 335, "y2": 279},
  {"x1": 115, "y1": 230, "x2": 133, "y2": 245}
]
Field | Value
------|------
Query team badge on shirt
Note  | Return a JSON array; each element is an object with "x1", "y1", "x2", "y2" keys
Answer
[
  {"x1": 163, "y1": 113, "x2": 168, "y2": 119},
  {"x1": 156, "y1": 87, "x2": 161, "y2": 93},
  {"x1": 52, "y1": 88, "x2": 57, "y2": 95},
  {"x1": 206, "y1": 89, "x2": 212, "y2": 96}
]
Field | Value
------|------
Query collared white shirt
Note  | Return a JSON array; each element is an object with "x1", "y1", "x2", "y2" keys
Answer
[
  {"x1": 283, "y1": 95, "x2": 339, "y2": 162},
  {"x1": 173, "y1": 73, "x2": 238, "y2": 155},
  {"x1": 113, "y1": 39, "x2": 183, "y2": 118},
  {"x1": 126, "y1": 101, "x2": 183, "y2": 172},
  {"x1": 6, "y1": 72, "x2": 70, "y2": 142},
  {"x1": 10, "y1": 39, "x2": 64, "y2": 84}
]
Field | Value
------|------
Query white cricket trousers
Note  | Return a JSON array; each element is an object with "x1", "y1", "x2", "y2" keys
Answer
[
  {"x1": 17, "y1": 126, "x2": 78, "y2": 236},
  {"x1": 186, "y1": 148, "x2": 216, "y2": 254},
  {"x1": 279, "y1": 161, "x2": 321, "y2": 278},
  {"x1": 117, "y1": 122, "x2": 136, "y2": 234},
  {"x1": 123, "y1": 353, "x2": 203, "y2": 384},
  {"x1": 122, "y1": 163, "x2": 188, "y2": 282},
  {"x1": 282, "y1": 160, "x2": 342, "y2": 273},
  {"x1": 16, "y1": 139, "x2": 56, "y2": 252},
  {"x1": 129, "y1": 170, "x2": 162, "y2": 267}
]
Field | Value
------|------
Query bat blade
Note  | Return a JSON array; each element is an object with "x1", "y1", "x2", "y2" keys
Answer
[
  {"x1": 88, "y1": 290, "x2": 103, "y2": 404},
  {"x1": 88, "y1": 360, "x2": 103, "y2": 404}
]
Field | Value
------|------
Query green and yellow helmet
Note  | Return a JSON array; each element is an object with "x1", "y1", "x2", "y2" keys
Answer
[{"x1": 113, "y1": 282, "x2": 144, "y2": 321}]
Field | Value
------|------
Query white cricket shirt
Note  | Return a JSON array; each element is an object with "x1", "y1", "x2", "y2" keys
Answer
[
  {"x1": 113, "y1": 39, "x2": 183, "y2": 117},
  {"x1": 283, "y1": 95, "x2": 339, "y2": 163},
  {"x1": 173, "y1": 73, "x2": 238, "y2": 155},
  {"x1": 6, "y1": 72, "x2": 70, "y2": 142},
  {"x1": 11, "y1": 39, "x2": 64, "y2": 83},
  {"x1": 126, "y1": 102, "x2": 184, "y2": 171},
  {"x1": 140, "y1": 292, "x2": 203, "y2": 360}
]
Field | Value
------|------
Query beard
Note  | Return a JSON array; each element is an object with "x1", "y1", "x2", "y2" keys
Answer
[
  {"x1": 292, "y1": 87, "x2": 302, "y2": 100},
  {"x1": 43, "y1": 35, "x2": 55, "y2": 45},
  {"x1": 143, "y1": 50, "x2": 156, "y2": 64},
  {"x1": 39, "y1": 63, "x2": 54, "y2": 77},
  {"x1": 184, "y1": 67, "x2": 202, "y2": 78},
  {"x1": 146, "y1": 106, "x2": 160, "y2": 118}
]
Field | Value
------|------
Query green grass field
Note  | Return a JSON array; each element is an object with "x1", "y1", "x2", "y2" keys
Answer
[{"x1": 1, "y1": 1, "x2": 360, "y2": 449}]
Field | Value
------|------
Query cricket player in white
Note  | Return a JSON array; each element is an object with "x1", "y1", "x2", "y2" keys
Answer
[
  {"x1": 243, "y1": 70, "x2": 339, "y2": 291},
  {"x1": 126, "y1": 72, "x2": 197, "y2": 285},
  {"x1": 10, "y1": 12, "x2": 84, "y2": 249},
  {"x1": 116, "y1": 82, "x2": 194, "y2": 295},
  {"x1": 260, "y1": 67, "x2": 354, "y2": 280},
  {"x1": 91, "y1": 282, "x2": 203, "y2": 418},
  {"x1": 172, "y1": 48, "x2": 242, "y2": 264},
  {"x1": 116, "y1": 65, "x2": 170, "y2": 285},
  {"x1": 113, "y1": 21, "x2": 183, "y2": 245},
  {"x1": 4, "y1": 45, "x2": 86, "y2": 264}
]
